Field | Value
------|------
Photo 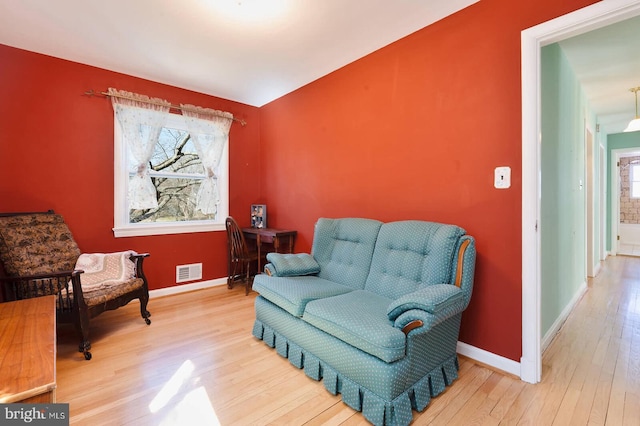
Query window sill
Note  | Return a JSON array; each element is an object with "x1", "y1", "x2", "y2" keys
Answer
[{"x1": 113, "y1": 221, "x2": 225, "y2": 238}]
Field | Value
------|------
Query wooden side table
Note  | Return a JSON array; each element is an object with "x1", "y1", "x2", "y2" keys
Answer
[
  {"x1": 242, "y1": 227, "x2": 297, "y2": 272},
  {"x1": 0, "y1": 295, "x2": 57, "y2": 403}
]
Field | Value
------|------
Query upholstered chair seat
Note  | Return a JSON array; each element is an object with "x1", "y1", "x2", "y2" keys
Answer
[{"x1": 0, "y1": 211, "x2": 151, "y2": 360}]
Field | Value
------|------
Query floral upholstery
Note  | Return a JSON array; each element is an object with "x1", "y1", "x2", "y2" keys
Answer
[
  {"x1": 0, "y1": 213, "x2": 80, "y2": 277},
  {"x1": 73, "y1": 278, "x2": 145, "y2": 307},
  {"x1": 0, "y1": 211, "x2": 151, "y2": 360}
]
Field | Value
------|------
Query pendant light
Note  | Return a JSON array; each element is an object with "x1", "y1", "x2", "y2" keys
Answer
[{"x1": 624, "y1": 86, "x2": 640, "y2": 132}]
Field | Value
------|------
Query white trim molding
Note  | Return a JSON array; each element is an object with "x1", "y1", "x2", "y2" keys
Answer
[
  {"x1": 541, "y1": 281, "x2": 588, "y2": 352},
  {"x1": 114, "y1": 222, "x2": 225, "y2": 238},
  {"x1": 112, "y1": 111, "x2": 230, "y2": 238},
  {"x1": 611, "y1": 147, "x2": 640, "y2": 255},
  {"x1": 521, "y1": 0, "x2": 640, "y2": 384},
  {"x1": 457, "y1": 342, "x2": 521, "y2": 378},
  {"x1": 149, "y1": 277, "x2": 227, "y2": 299}
]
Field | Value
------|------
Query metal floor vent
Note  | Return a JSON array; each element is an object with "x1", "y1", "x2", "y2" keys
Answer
[{"x1": 176, "y1": 263, "x2": 202, "y2": 283}]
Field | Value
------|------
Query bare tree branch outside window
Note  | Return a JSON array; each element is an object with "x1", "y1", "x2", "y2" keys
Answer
[{"x1": 130, "y1": 127, "x2": 215, "y2": 223}]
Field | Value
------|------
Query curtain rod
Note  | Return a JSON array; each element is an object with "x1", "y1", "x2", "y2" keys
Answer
[{"x1": 84, "y1": 89, "x2": 247, "y2": 126}]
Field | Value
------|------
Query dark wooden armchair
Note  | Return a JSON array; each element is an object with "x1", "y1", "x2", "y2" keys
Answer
[
  {"x1": 0, "y1": 211, "x2": 151, "y2": 360},
  {"x1": 225, "y1": 216, "x2": 259, "y2": 295}
]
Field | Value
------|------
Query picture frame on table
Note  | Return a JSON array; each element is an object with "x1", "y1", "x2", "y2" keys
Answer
[{"x1": 251, "y1": 204, "x2": 267, "y2": 228}]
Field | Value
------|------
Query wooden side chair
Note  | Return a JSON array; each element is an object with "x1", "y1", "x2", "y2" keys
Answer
[
  {"x1": 225, "y1": 216, "x2": 259, "y2": 295},
  {"x1": 0, "y1": 211, "x2": 151, "y2": 360}
]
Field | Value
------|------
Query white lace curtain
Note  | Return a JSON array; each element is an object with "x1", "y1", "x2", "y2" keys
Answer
[
  {"x1": 180, "y1": 104, "x2": 233, "y2": 216},
  {"x1": 109, "y1": 88, "x2": 171, "y2": 210},
  {"x1": 109, "y1": 89, "x2": 234, "y2": 215}
]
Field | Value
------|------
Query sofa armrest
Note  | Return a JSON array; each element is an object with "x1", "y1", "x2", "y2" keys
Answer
[
  {"x1": 387, "y1": 284, "x2": 465, "y2": 321},
  {"x1": 264, "y1": 253, "x2": 321, "y2": 277},
  {"x1": 393, "y1": 310, "x2": 435, "y2": 334},
  {"x1": 264, "y1": 263, "x2": 276, "y2": 276}
]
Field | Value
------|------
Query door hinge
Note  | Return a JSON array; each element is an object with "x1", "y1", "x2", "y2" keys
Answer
[{"x1": 617, "y1": 235, "x2": 620, "y2": 241}]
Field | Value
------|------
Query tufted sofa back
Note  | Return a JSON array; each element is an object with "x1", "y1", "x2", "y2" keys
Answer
[
  {"x1": 0, "y1": 212, "x2": 81, "y2": 277},
  {"x1": 364, "y1": 220, "x2": 466, "y2": 300},
  {"x1": 311, "y1": 218, "x2": 382, "y2": 289}
]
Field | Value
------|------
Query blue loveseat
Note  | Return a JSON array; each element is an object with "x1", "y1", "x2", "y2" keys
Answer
[{"x1": 251, "y1": 218, "x2": 476, "y2": 426}]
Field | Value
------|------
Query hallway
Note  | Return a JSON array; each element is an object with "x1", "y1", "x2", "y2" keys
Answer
[{"x1": 535, "y1": 254, "x2": 640, "y2": 425}]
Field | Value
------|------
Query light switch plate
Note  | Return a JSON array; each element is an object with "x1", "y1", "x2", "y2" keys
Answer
[{"x1": 494, "y1": 166, "x2": 511, "y2": 189}]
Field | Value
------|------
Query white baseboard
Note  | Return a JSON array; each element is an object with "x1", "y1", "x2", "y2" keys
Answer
[
  {"x1": 541, "y1": 280, "x2": 588, "y2": 352},
  {"x1": 457, "y1": 341, "x2": 521, "y2": 378},
  {"x1": 149, "y1": 277, "x2": 227, "y2": 299}
]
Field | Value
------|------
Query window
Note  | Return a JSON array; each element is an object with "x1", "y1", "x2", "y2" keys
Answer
[
  {"x1": 631, "y1": 163, "x2": 640, "y2": 198},
  {"x1": 114, "y1": 112, "x2": 229, "y2": 237}
]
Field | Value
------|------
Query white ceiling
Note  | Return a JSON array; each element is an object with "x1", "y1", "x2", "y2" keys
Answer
[
  {"x1": 1, "y1": 1, "x2": 638, "y2": 133},
  {"x1": 0, "y1": 0, "x2": 479, "y2": 107},
  {"x1": 559, "y1": 14, "x2": 640, "y2": 135}
]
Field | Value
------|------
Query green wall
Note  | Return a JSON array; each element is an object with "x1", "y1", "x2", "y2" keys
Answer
[
  {"x1": 606, "y1": 131, "x2": 640, "y2": 251},
  {"x1": 540, "y1": 43, "x2": 597, "y2": 339}
]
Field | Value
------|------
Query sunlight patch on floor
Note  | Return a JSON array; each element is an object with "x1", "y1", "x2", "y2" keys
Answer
[
  {"x1": 149, "y1": 359, "x2": 220, "y2": 425},
  {"x1": 149, "y1": 360, "x2": 195, "y2": 413},
  {"x1": 158, "y1": 386, "x2": 220, "y2": 426}
]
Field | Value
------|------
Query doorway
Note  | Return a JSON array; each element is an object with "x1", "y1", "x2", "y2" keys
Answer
[
  {"x1": 612, "y1": 149, "x2": 640, "y2": 256},
  {"x1": 521, "y1": 0, "x2": 640, "y2": 384}
]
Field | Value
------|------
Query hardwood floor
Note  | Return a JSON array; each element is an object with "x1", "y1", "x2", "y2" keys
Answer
[{"x1": 56, "y1": 255, "x2": 640, "y2": 425}]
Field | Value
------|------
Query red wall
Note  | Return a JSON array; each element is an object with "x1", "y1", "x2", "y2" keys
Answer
[
  {"x1": 258, "y1": 0, "x2": 598, "y2": 361},
  {"x1": 0, "y1": 44, "x2": 261, "y2": 291},
  {"x1": 0, "y1": 0, "x2": 598, "y2": 363}
]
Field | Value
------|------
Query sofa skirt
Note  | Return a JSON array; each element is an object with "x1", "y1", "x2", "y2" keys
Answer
[{"x1": 252, "y1": 295, "x2": 461, "y2": 426}]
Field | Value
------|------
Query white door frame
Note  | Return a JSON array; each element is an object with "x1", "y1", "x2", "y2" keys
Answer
[
  {"x1": 586, "y1": 126, "x2": 594, "y2": 278},
  {"x1": 600, "y1": 144, "x2": 607, "y2": 262},
  {"x1": 611, "y1": 148, "x2": 640, "y2": 254},
  {"x1": 521, "y1": 0, "x2": 640, "y2": 384}
]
